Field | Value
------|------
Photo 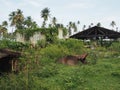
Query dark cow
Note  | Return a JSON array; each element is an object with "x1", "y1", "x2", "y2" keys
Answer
[{"x1": 58, "y1": 53, "x2": 88, "y2": 65}]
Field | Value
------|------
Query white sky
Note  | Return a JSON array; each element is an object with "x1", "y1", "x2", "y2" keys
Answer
[{"x1": 0, "y1": 0, "x2": 120, "y2": 32}]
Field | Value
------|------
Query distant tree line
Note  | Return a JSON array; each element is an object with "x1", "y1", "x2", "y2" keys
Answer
[{"x1": 0, "y1": 7, "x2": 119, "y2": 38}]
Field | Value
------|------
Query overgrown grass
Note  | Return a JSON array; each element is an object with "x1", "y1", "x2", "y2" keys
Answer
[{"x1": 0, "y1": 39, "x2": 120, "y2": 90}]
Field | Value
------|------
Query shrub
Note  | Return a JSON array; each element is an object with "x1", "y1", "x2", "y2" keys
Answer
[
  {"x1": 37, "y1": 39, "x2": 47, "y2": 48},
  {"x1": 108, "y1": 42, "x2": 120, "y2": 52},
  {"x1": 40, "y1": 44, "x2": 69, "y2": 60},
  {"x1": 87, "y1": 51, "x2": 98, "y2": 65},
  {"x1": 111, "y1": 70, "x2": 120, "y2": 78},
  {"x1": 0, "y1": 39, "x2": 29, "y2": 51},
  {"x1": 55, "y1": 39, "x2": 85, "y2": 54}
]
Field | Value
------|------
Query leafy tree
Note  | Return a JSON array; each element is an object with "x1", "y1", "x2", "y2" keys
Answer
[
  {"x1": 32, "y1": 21, "x2": 38, "y2": 28},
  {"x1": 0, "y1": 25, "x2": 7, "y2": 36},
  {"x1": 0, "y1": 21, "x2": 8, "y2": 38},
  {"x1": 23, "y1": 16, "x2": 38, "y2": 29},
  {"x1": 41, "y1": 7, "x2": 50, "y2": 27},
  {"x1": 48, "y1": 24, "x2": 52, "y2": 28},
  {"x1": 24, "y1": 16, "x2": 32, "y2": 28},
  {"x1": 56, "y1": 24, "x2": 64, "y2": 28}
]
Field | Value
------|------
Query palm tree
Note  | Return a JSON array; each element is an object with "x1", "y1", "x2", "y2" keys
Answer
[
  {"x1": 9, "y1": 11, "x2": 16, "y2": 26},
  {"x1": 90, "y1": 23, "x2": 94, "y2": 27},
  {"x1": 83, "y1": 25, "x2": 86, "y2": 30},
  {"x1": 9, "y1": 9, "x2": 24, "y2": 30},
  {"x1": 0, "y1": 25, "x2": 7, "y2": 38},
  {"x1": 110, "y1": 21, "x2": 116, "y2": 29},
  {"x1": 77, "y1": 21, "x2": 80, "y2": 24},
  {"x1": 60, "y1": 24, "x2": 64, "y2": 28},
  {"x1": 32, "y1": 21, "x2": 38, "y2": 28},
  {"x1": 41, "y1": 7, "x2": 50, "y2": 27},
  {"x1": 69, "y1": 22, "x2": 72, "y2": 27},
  {"x1": 68, "y1": 21, "x2": 73, "y2": 35},
  {"x1": 68, "y1": 27, "x2": 72, "y2": 35},
  {"x1": 24, "y1": 16, "x2": 38, "y2": 29},
  {"x1": 88, "y1": 25, "x2": 91, "y2": 28},
  {"x1": 49, "y1": 24, "x2": 52, "y2": 28},
  {"x1": 1, "y1": 21, "x2": 8, "y2": 37},
  {"x1": 15, "y1": 9, "x2": 24, "y2": 29},
  {"x1": 73, "y1": 22, "x2": 77, "y2": 32},
  {"x1": 97, "y1": 22, "x2": 101, "y2": 27},
  {"x1": 77, "y1": 21, "x2": 80, "y2": 31},
  {"x1": 52, "y1": 17, "x2": 57, "y2": 27},
  {"x1": 2, "y1": 21, "x2": 8, "y2": 27},
  {"x1": 24, "y1": 16, "x2": 32, "y2": 28}
]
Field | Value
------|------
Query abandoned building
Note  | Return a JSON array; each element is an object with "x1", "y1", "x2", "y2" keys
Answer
[
  {"x1": 0, "y1": 49, "x2": 21, "y2": 73},
  {"x1": 70, "y1": 26, "x2": 120, "y2": 40}
]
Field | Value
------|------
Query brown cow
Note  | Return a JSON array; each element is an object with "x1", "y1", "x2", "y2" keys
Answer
[{"x1": 58, "y1": 53, "x2": 88, "y2": 65}]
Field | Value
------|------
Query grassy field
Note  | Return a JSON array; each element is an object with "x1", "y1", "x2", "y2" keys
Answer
[{"x1": 0, "y1": 39, "x2": 120, "y2": 90}]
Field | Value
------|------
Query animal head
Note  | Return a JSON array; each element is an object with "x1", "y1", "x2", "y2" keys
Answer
[{"x1": 74, "y1": 53, "x2": 88, "y2": 64}]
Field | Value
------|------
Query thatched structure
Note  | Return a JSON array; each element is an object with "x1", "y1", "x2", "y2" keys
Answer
[
  {"x1": 0, "y1": 49, "x2": 21, "y2": 73},
  {"x1": 70, "y1": 26, "x2": 120, "y2": 40}
]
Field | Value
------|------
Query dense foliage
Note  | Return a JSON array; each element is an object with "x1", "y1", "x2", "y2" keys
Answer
[
  {"x1": 0, "y1": 39, "x2": 120, "y2": 90},
  {"x1": 0, "y1": 7, "x2": 120, "y2": 90},
  {"x1": 0, "y1": 39, "x2": 29, "y2": 51},
  {"x1": 15, "y1": 28, "x2": 57, "y2": 40},
  {"x1": 15, "y1": 27, "x2": 67, "y2": 43}
]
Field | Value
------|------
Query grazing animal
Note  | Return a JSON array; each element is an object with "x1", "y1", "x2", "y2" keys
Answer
[{"x1": 58, "y1": 53, "x2": 88, "y2": 65}]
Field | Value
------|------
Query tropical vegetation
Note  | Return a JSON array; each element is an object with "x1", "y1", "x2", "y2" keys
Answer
[
  {"x1": 0, "y1": 38, "x2": 120, "y2": 90},
  {"x1": 0, "y1": 7, "x2": 120, "y2": 90}
]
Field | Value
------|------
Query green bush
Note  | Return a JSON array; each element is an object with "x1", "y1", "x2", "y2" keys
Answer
[
  {"x1": 111, "y1": 70, "x2": 120, "y2": 78},
  {"x1": 108, "y1": 42, "x2": 120, "y2": 52},
  {"x1": 55, "y1": 39, "x2": 85, "y2": 54},
  {"x1": 37, "y1": 39, "x2": 47, "y2": 48},
  {"x1": 40, "y1": 44, "x2": 69, "y2": 61},
  {"x1": 0, "y1": 39, "x2": 29, "y2": 51}
]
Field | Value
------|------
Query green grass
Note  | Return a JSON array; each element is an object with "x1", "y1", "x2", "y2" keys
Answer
[{"x1": 0, "y1": 39, "x2": 120, "y2": 90}]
